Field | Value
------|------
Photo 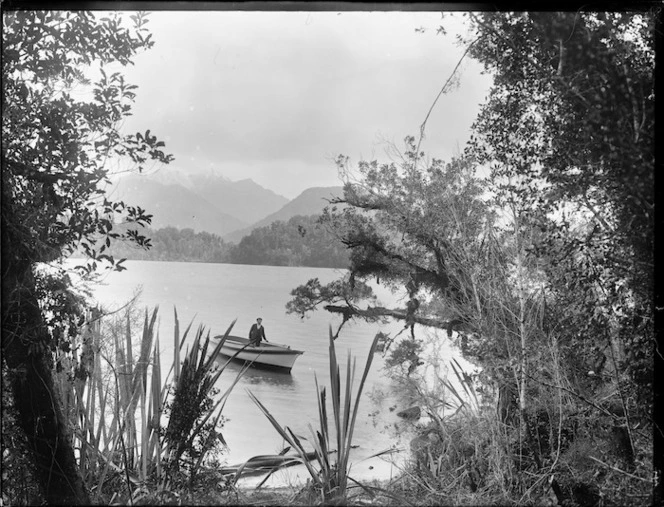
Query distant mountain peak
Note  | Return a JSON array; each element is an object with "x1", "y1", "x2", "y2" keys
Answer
[
  {"x1": 142, "y1": 168, "x2": 195, "y2": 189},
  {"x1": 223, "y1": 185, "x2": 344, "y2": 243},
  {"x1": 110, "y1": 175, "x2": 248, "y2": 237},
  {"x1": 110, "y1": 170, "x2": 290, "y2": 237}
]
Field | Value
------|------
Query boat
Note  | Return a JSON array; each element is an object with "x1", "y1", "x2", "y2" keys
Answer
[{"x1": 213, "y1": 335, "x2": 304, "y2": 372}]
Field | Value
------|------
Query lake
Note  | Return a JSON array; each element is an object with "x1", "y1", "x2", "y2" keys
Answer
[{"x1": 88, "y1": 260, "x2": 463, "y2": 487}]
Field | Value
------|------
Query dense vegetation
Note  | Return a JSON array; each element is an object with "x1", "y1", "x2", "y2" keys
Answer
[
  {"x1": 2, "y1": 10, "x2": 172, "y2": 504},
  {"x1": 1, "y1": 8, "x2": 657, "y2": 507},
  {"x1": 287, "y1": 10, "x2": 657, "y2": 506},
  {"x1": 227, "y1": 215, "x2": 350, "y2": 268},
  {"x1": 105, "y1": 215, "x2": 349, "y2": 268},
  {"x1": 107, "y1": 225, "x2": 232, "y2": 262}
]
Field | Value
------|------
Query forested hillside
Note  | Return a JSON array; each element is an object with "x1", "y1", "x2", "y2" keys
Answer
[
  {"x1": 105, "y1": 216, "x2": 349, "y2": 268},
  {"x1": 227, "y1": 215, "x2": 349, "y2": 268},
  {"x1": 107, "y1": 226, "x2": 232, "y2": 263}
]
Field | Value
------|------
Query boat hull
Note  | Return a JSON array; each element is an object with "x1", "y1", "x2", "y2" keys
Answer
[{"x1": 213, "y1": 335, "x2": 303, "y2": 372}]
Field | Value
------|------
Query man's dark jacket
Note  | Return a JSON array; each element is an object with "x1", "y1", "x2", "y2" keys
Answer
[{"x1": 249, "y1": 324, "x2": 266, "y2": 345}]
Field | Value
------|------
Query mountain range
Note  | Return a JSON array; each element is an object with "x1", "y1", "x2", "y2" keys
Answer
[
  {"x1": 222, "y1": 186, "x2": 344, "y2": 243},
  {"x1": 110, "y1": 171, "x2": 343, "y2": 242}
]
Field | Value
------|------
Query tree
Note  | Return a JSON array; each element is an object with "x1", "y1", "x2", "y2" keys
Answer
[
  {"x1": 464, "y1": 11, "x2": 655, "y2": 404},
  {"x1": 2, "y1": 11, "x2": 172, "y2": 504},
  {"x1": 460, "y1": 11, "x2": 656, "y2": 500},
  {"x1": 286, "y1": 140, "x2": 494, "y2": 341},
  {"x1": 285, "y1": 11, "x2": 656, "y2": 503}
]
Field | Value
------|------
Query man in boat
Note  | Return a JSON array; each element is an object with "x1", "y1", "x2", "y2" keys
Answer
[{"x1": 248, "y1": 318, "x2": 268, "y2": 346}]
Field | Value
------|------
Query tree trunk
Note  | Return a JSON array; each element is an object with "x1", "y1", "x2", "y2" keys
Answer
[
  {"x1": 513, "y1": 207, "x2": 528, "y2": 415},
  {"x1": 1, "y1": 261, "x2": 91, "y2": 505}
]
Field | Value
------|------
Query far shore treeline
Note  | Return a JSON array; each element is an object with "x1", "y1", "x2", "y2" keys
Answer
[{"x1": 101, "y1": 214, "x2": 350, "y2": 268}]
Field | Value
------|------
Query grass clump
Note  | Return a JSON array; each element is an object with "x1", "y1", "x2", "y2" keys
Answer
[
  {"x1": 379, "y1": 343, "x2": 654, "y2": 507},
  {"x1": 243, "y1": 328, "x2": 400, "y2": 506}
]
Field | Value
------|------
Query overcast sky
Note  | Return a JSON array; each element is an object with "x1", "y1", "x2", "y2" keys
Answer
[{"x1": 120, "y1": 10, "x2": 493, "y2": 199}]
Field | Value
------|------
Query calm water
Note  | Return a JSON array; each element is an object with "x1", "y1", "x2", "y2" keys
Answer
[{"x1": 89, "y1": 260, "x2": 422, "y2": 486}]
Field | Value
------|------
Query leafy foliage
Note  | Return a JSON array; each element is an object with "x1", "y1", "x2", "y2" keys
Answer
[
  {"x1": 287, "y1": 277, "x2": 376, "y2": 318},
  {"x1": 395, "y1": 11, "x2": 655, "y2": 505},
  {"x1": 330, "y1": 143, "x2": 490, "y2": 296},
  {"x1": 286, "y1": 142, "x2": 493, "y2": 339},
  {"x1": 1, "y1": 365, "x2": 44, "y2": 506},
  {"x1": 2, "y1": 10, "x2": 173, "y2": 273},
  {"x1": 34, "y1": 265, "x2": 90, "y2": 360},
  {"x1": 282, "y1": 11, "x2": 655, "y2": 506},
  {"x1": 2, "y1": 10, "x2": 172, "y2": 504},
  {"x1": 465, "y1": 11, "x2": 655, "y2": 409}
]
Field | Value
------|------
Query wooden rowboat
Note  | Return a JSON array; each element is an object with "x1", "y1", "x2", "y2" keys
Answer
[{"x1": 213, "y1": 335, "x2": 304, "y2": 372}]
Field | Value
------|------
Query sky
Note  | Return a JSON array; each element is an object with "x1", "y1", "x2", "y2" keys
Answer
[{"x1": 119, "y1": 10, "x2": 494, "y2": 199}]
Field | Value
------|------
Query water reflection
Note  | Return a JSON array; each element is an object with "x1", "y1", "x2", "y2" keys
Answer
[{"x1": 216, "y1": 356, "x2": 298, "y2": 389}]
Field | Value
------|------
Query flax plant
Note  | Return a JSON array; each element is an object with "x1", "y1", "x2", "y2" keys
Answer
[
  {"x1": 441, "y1": 358, "x2": 481, "y2": 415},
  {"x1": 246, "y1": 328, "x2": 383, "y2": 504},
  {"x1": 56, "y1": 304, "x2": 246, "y2": 502},
  {"x1": 163, "y1": 310, "x2": 249, "y2": 477}
]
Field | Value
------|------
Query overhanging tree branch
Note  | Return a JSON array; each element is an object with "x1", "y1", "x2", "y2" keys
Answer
[{"x1": 323, "y1": 304, "x2": 465, "y2": 335}]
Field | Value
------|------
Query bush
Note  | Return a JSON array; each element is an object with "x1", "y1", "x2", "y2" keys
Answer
[{"x1": 1, "y1": 364, "x2": 43, "y2": 506}]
